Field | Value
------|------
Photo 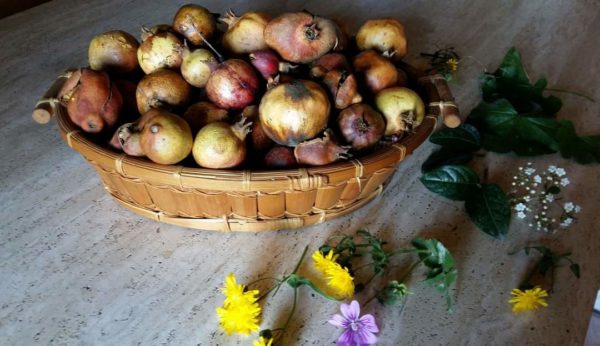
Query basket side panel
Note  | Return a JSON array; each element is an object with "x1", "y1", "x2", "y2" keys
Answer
[
  {"x1": 144, "y1": 185, "x2": 185, "y2": 216},
  {"x1": 228, "y1": 194, "x2": 258, "y2": 218},
  {"x1": 339, "y1": 178, "x2": 363, "y2": 203},
  {"x1": 171, "y1": 191, "x2": 208, "y2": 218},
  {"x1": 314, "y1": 183, "x2": 346, "y2": 210},
  {"x1": 257, "y1": 193, "x2": 285, "y2": 218},
  {"x1": 358, "y1": 168, "x2": 395, "y2": 199},
  {"x1": 198, "y1": 192, "x2": 231, "y2": 217},
  {"x1": 285, "y1": 190, "x2": 318, "y2": 215}
]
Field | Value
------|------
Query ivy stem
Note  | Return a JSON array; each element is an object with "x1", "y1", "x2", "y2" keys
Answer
[
  {"x1": 546, "y1": 88, "x2": 596, "y2": 103},
  {"x1": 362, "y1": 259, "x2": 424, "y2": 306}
]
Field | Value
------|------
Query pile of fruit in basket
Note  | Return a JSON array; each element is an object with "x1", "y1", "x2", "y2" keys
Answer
[{"x1": 58, "y1": 5, "x2": 426, "y2": 169}]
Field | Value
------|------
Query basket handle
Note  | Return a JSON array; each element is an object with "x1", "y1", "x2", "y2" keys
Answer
[{"x1": 32, "y1": 69, "x2": 76, "y2": 124}]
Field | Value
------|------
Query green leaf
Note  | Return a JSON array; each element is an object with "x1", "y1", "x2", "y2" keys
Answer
[
  {"x1": 358, "y1": 230, "x2": 389, "y2": 275},
  {"x1": 429, "y1": 124, "x2": 482, "y2": 152},
  {"x1": 557, "y1": 121, "x2": 600, "y2": 164},
  {"x1": 465, "y1": 184, "x2": 510, "y2": 238},
  {"x1": 482, "y1": 47, "x2": 562, "y2": 116},
  {"x1": 420, "y1": 165, "x2": 480, "y2": 201},
  {"x1": 515, "y1": 117, "x2": 561, "y2": 151},
  {"x1": 469, "y1": 99, "x2": 518, "y2": 136},
  {"x1": 421, "y1": 148, "x2": 473, "y2": 172}
]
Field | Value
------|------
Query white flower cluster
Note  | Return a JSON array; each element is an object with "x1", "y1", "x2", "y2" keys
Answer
[{"x1": 510, "y1": 163, "x2": 581, "y2": 233}]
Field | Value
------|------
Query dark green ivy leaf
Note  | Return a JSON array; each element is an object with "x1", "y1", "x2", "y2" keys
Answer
[
  {"x1": 421, "y1": 148, "x2": 473, "y2": 173},
  {"x1": 420, "y1": 165, "x2": 480, "y2": 201},
  {"x1": 465, "y1": 184, "x2": 510, "y2": 238},
  {"x1": 556, "y1": 120, "x2": 600, "y2": 164},
  {"x1": 429, "y1": 124, "x2": 482, "y2": 152},
  {"x1": 570, "y1": 263, "x2": 581, "y2": 278},
  {"x1": 411, "y1": 238, "x2": 457, "y2": 310}
]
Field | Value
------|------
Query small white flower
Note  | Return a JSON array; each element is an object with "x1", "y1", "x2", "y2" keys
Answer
[
  {"x1": 524, "y1": 168, "x2": 536, "y2": 176},
  {"x1": 560, "y1": 217, "x2": 573, "y2": 227},
  {"x1": 548, "y1": 165, "x2": 557, "y2": 173},
  {"x1": 515, "y1": 203, "x2": 526, "y2": 212},
  {"x1": 530, "y1": 190, "x2": 536, "y2": 194},
  {"x1": 523, "y1": 196, "x2": 531, "y2": 202},
  {"x1": 533, "y1": 175, "x2": 542, "y2": 183},
  {"x1": 512, "y1": 182, "x2": 516, "y2": 186},
  {"x1": 517, "y1": 211, "x2": 526, "y2": 219},
  {"x1": 560, "y1": 178, "x2": 570, "y2": 186},
  {"x1": 574, "y1": 205, "x2": 582, "y2": 213},
  {"x1": 518, "y1": 167, "x2": 523, "y2": 171},
  {"x1": 564, "y1": 202, "x2": 575, "y2": 213},
  {"x1": 546, "y1": 176, "x2": 553, "y2": 181},
  {"x1": 545, "y1": 194, "x2": 554, "y2": 203},
  {"x1": 555, "y1": 168, "x2": 566, "y2": 177}
]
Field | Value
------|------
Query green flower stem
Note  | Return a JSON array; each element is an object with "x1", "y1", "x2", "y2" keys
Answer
[
  {"x1": 363, "y1": 258, "x2": 424, "y2": 306},
  {"x1": 275, "y1": 287, "x2": 298, "y2": 343}
]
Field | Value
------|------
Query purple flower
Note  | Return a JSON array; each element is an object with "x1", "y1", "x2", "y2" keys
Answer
[{"x1": 328, "y1": 300, "x2": 379, "y2": 346}]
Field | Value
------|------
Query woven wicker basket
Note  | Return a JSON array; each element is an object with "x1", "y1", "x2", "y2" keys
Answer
[{"x1": 34, "y1": 69, "x2": 459, "y2": 232}]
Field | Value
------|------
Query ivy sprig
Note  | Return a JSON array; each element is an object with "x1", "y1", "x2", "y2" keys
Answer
[{"x1": 510, "y1": 245, "x2": 580, "y2": 291}]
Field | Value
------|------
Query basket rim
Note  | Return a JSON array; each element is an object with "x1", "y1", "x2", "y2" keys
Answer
[{"x1": 56, "y1": 103, "x2": 436, "y2": 191}]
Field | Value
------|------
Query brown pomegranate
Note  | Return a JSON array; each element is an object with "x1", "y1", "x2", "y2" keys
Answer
[
  {"x1": 220, "y1": 10, "x2": 271, "y2": 54},
  {"x1": 264, "y1": 12, "x2": 339, "y2": 63},
  {"x1": 249, "y1": 50, "x2": 296, "y2": 81},
  {"x1": 375, "y1": 87, "x2": 425, "y2": 135},
  {"x1": 180, "y1": 46, "x2": 218, "y2": 88},
  {"x1": 172, "y1": 4, "x2": 216, "y2": 46},
  {"x1": 182, "y1": 101, "x2": 228, "y2": 134},
  {"x1": 309, "y1": 53, "x2": 349, "y2": 78},
  {"x1": 137, "y1": 32, "x2": 184, "y2": 74},
  {"x1": 140, "y1": 24, "x2": 174, "y2": 42},
  {"x1": 192, "y1": 120, "x2": 250, "y2": 169},
  {"x1": 136, "y1": 69, "x2": 191, "y2": 114},
  {"x1": 322, "y1": 70, "x2": 362, "y2": 109},
  {"x1": 111, "y1": 123, "x2": 145, "y2": 156},
  {"x1": 353, "y1": 50, "x2": 399, "y2": 94},
  {"x1": 259, "y1": 80, "x2": 330, "y2": 146},
  {"x1": 60, "y1": 68, "x2": 122, "y2": 133},
  {"x1": 294, "y1": 130, "x2": 350, "y2": 166},
  {"x1": 264, "y1": 146, "x2": 297, "y2": 168},
  {"x1": 205, "y1": 59, "x2": 259, "y2": 110},
  {"x1": 138, "y1": 109, "x2": 193, "y2": 165},
  {"x1": 338, "y1": 104, "x2": 385, "y2": 150},
  {"x1": 88, "y1": 30, "x2": 139, "y2": 74}
]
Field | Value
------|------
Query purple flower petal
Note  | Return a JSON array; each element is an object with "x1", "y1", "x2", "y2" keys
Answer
[
  {"x1": 356, "y1": 328, "x2": 378, "y2": 345},
  {"x1": 340, "y1": 300, "x2": 360, "y2": 321},
  {"x1": 329, "y1": 314, "x2": 349, "y2": 328},
  {"x1": 358, "y1": 314, "x2": 379, "y2": 333},
  {"x1": 337, "y1": 329, "x2": 355, "y2": 346}
]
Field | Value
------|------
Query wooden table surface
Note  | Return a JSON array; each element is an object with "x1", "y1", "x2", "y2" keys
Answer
[{"x1": 1, "y1": 1, "x2": 599, "y2": 345}]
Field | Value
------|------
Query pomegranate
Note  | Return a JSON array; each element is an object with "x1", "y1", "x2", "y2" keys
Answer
[
  {"x1": 182, "y1": 101, "x2": 228, "y2": 134},
  {"x1": 356, "y1": 19, "x2": 407, "y2": 60},
  {"x1": 322, "y1": 70, "x2": 362, "y2": 109},
  {"x1": 353, "y1": 50, "x2": 399, "y2": 94},
  {"x1": 220, "y1": 10, "x2": 271, "y2": 54},
  {"x1": 264, "y1": 12, "x2": 339, "y2": 63},
  {"x1": 249, "y1": 50, "x2": 296, "y2": 81},
  {"x1": 88, "y1": 30, "x2": 139, "y2": 74},
  {"x1": 309, "y1": 53, "x2": 349, "y2": 78},
  {"x1": 294, "y1": 130, "x2": 350, "y2": 166},
  {"x1": 112, "y1": 123, "x2": 145, "y2": 156},
  {"x1": 264, "y1": 146, "x2": 297, "y2": 169},
  {"x1": 172, "y1": 4, "x2": 216, "y2": 46},
  {"x1": 259, "y1": 80, "x2": 330, "y2": 146},
  {"x1": 136, "y1": 69, "x2": 191, "y2": 114},
  {"x1": 192, "y1": 120, "x2": 250, "y2": 169},
  {"x1": 60, "y1": 68, "x2": 122, "y2": 133},
  {"x1": 180, "y1": 46, "x2": 218, "y2": 88},
  {"x1": 338, "y1": 104, "x2": 385, "y2": 150},
  {"x1": 140, "y1": 24, "x2": 174, "y2": 42},
  {"x1": 138, "y1": 109, "x2": 193, "y2": 165},
  {"x1": 137, "y1": 32, "x2": 184, "y2": 74},
  {"x1": 205, "y1": 59, "x2": 259, "y2": 110},
  {"x1": 375, "y1": 87, "x2": 425, "y2": 135}
]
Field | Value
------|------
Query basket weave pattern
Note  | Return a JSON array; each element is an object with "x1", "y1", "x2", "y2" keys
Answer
[{"x1": 39, "y1": 72, "x2": 457, "y2": 232}]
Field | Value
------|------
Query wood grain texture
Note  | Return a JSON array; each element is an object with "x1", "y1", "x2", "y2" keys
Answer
[{"x1": 1, "y1": 0, "x2": 600, "y2": 345}]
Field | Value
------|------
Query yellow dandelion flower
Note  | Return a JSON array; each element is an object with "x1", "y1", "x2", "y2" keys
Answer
[
  {"x1": 216, "y1": 273, "x2": 261, "y2": 335},
  {"x1": 446, "y1": 58, "x2": 459, "y2": 72},
  {"x1": 508, "y1": 286, "x2": 548, "y2": 312},
  {"x1": 222, "y1": 273, "x2": 259, "y2": 306},
  {"x1": 253, "y1": 336, "x2": 273, "y2": 346},
  {"x1": 312, "y1": 250, "x2": 355, "y2": 299}
]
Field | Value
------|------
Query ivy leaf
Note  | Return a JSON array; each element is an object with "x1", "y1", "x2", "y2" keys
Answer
[
  {"x1": 358, "y1": 230, "x2": 389, "y2": 275},
  {"x1": 465, "y1": 184, "x2": 510, "y2": 238},
  {"x1": 420, "y1": 165, "x2": 480, "y2": 201},
  {"x1": 481, "y1": 47, "x2": 562, "y2": 116},
  {"x1": 421, "y1": 148, "x2": 473, "y2": 173},
  {"x1": 469, "y1": 99, "x2": 518, "y2": 136},
  {"x1": 429, "y1": 124, "x2": 482, "y2": 152},
  {"x1": 557, "y1": 121, "x2": 600, "y2": 164},
  {"x1": 570, "y1": 263, "x2": 581, "y2": 278}
]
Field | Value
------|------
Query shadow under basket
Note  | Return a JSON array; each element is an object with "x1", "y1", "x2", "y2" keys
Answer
[{"x1": 35, "y1": 71, "x2": 460, "y2": 232}]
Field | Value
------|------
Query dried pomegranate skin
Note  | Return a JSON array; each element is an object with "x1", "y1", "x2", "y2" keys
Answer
[
  {"x1": 264, "y1": 12, "x2": 338, "y2": 64},
  {"x1": 264, "y1": 146, "x2": 297, "y2": 168},
  {"x1": 294, "y1": 131, "x2": 349, "y2": 166},
  {"x1": 338, "y1": 103, "x2": 385, "y2": 150}
]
